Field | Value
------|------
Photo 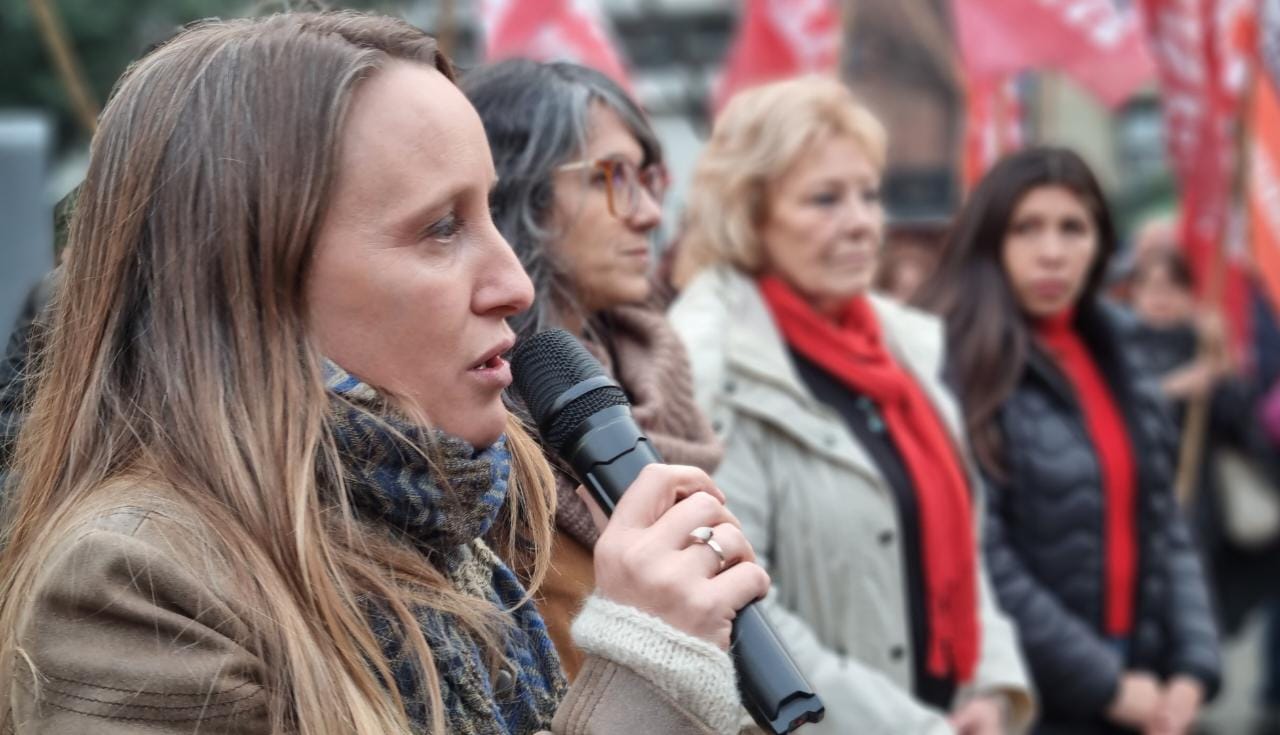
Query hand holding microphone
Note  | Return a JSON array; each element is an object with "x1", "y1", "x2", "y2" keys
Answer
[
  {"x1": 511, "y1": 329, "x2": 825, "y2": 734},
  {"x1": 575, "y1": 463, "x2": 767, "y2": 650}
]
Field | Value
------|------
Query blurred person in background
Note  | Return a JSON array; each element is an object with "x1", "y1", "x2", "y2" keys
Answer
[
  {"x1": 1128, "y1": 248, "x2": 1280, "y2": 735},
  {"x1": 1127, "y1": 247, "x2": 1280, "y2": 634},
  {"x1": 0, "y1": 13, "x2": 769, "y2": 734},
  {"x1": 668, "y1": 76, "x2": 1036, "y2": 735},
  {"x1": 877, "y1": 238, "x2": 940, "y2": 305},
  {"x1": 920, "y1": 147, "x2": 1221, "y2": 735},
  {"x1": 0, "y1": 192, "x2": 76, "y2": 496},
  {"x1": 463, "y1": 59, "x2": 725, "y2": 682},
  {"x1": 0, "y1": 274, "x2": 55, "y2": 495},
  {"x1": 1252, "y1": 272, "x2": 1280, "y2": 735}
]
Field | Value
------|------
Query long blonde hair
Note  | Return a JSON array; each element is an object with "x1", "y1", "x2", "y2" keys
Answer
[
  {"x1": 0, "y1": 12, "x2": 555, "y2": 735},
  {"x1": 673, "y1": 76, "x2": 888, "y2": 288}
]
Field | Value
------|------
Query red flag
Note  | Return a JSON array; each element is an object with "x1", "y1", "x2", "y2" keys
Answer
[
  {"x1": 1218, "y1": 0, "x2": 1258, "y2": 111},
  {"x1": 714, "y1": 0, "x2": 841, "y2": 114},
  {"x1": 479, "y1": 0, "x2": 632, "y2": 90},
  {"x1": 962, "y1": 75, "x2": 1025, "y2": 189},
  {"x1": 952, "y1": 0, "x2": 1155, "y2": 108},
  {"x1": 1250, "y1": 0, "x2": 1280, "y2": 316},
  {"x1": 1140, "y1": 0, "x2": 1249, "y2": 350}
]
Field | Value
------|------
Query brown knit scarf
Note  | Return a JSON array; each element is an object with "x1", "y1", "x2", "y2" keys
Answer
[{"x1": 554, "y1": 302, "x2": 724, "y2": 548}]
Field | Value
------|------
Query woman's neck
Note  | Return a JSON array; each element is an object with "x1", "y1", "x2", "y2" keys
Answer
[
  {"x1": 1033, "y1": 307, "x2": 1078, "y2": 335},
  {"x1": 560, "y1": 309, "x2": 587, "y2": 338},
  {"x1": 812, "y1": 295, "x2": 850, "y2": 322}
]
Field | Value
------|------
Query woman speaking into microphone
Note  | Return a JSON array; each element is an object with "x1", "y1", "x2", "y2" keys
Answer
[{"x1": 0, "y1": 12, "x2": 766, "y2": 735}]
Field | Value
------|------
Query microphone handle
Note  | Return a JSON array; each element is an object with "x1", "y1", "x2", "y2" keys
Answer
[{"x1": 565, "y1": 407, "x2": 824, "y2": 734}]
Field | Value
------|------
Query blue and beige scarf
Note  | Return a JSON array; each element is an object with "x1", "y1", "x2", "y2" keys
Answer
[{"x1": 326, "y1": 365, "x2": 565, "y2": 734}]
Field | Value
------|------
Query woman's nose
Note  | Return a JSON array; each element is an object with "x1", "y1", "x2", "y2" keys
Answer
[{"x1": 474, "y1": 229, "x2": 534, "y2": 318}]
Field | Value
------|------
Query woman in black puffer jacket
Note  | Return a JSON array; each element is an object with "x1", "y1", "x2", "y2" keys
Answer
[{"x1": 918, "y1": 148, "x2": 1220, "y2": 735}]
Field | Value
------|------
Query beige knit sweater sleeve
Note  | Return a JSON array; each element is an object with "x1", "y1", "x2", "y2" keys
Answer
[{"x1": 550, "y1": 596, "x2": 742, "y2": 735}]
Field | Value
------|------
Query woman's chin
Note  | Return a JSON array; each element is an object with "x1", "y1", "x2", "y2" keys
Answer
[
  {"x1": 441, "y1": 405, "x2": 509, "y2": 451},
  {"x1": 813, "y1": 277, "x2": 872, "y2": 306}
]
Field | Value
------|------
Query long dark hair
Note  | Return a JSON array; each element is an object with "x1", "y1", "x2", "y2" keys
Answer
[
  {"x1": 462, "y1": 59, "x2": 662, "y2": 341},
  {"x1": 916, "y1": 146, "x2": 1118, "y2": 477}
]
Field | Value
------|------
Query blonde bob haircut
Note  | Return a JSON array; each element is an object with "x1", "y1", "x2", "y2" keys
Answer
[{"x1": 673, "y1": 76, "x2": 888, "y2": 288}]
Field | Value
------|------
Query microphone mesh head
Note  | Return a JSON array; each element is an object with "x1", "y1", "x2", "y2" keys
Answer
[{"x1": 510, "y1": 329, "x2": 628, "y2": 454}]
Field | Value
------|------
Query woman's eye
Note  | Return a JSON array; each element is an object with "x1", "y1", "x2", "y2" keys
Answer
[
  {"x1": 810, "y1": 192, "x2": 841, "y2": 207},
  {"x1": 422, "y1": 213, "x2": 465, "y2": 243},
  {"x1": 1062, "y1": 218, "x2": 1089, "y2": 236}
]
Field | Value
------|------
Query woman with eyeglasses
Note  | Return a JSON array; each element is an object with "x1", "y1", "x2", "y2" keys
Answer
[{"x1": 463, "y1": 60, "x2": 726, "y2": 682}]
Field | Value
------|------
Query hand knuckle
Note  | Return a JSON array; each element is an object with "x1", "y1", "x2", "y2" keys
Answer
[
  {"x1": 750, "y1": 564, "x2": 771, "y2": 591},
  {"x1": 687, "y1": 491, "x2": 720, "y2": 515}
]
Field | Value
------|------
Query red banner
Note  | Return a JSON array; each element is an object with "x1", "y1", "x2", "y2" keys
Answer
[
  {"x1": 1250, "y1": 0, "x2": 1280, "y2": 316},
  {"x1": 962, "y1": 75, "x2": 1025, "y2": 189},
  {"x1": 952, "y1": 0, "x2": 1155, "y2": 108},
  {"x1": 1140, "y1": 0, "x2": 1250, "y2": 350},
  {"x1": 480, "y1": 0, "x2": 632, "y2": 90},
  {"x1": 714, "y1": 0, "x2": 841, "y2": 114}
]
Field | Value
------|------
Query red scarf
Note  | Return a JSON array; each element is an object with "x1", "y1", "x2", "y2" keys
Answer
[
  {"x1": 758, "y1": 276, "x2": 980, "y2": 682},
  {"x1": 1034, "y1": 310, "x2": 1137, "y2": 636}
]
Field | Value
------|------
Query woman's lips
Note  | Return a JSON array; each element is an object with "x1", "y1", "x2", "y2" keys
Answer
[
  {"x1": 1030, "y1": 279, "x2": 1070, "y2": 301},
  {"x1": 468, "y1": 354, "x2": 512, "y2": 389}
]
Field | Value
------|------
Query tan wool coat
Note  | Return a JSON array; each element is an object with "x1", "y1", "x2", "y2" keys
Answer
[
  {"x1": 670, "y1": 266, "x2": 1037, "y2": 735},
  {"x1": 8, "y1": 484, "x2": 736, "y2": 734}
]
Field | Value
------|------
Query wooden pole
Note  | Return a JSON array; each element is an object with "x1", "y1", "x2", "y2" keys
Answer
[
  {"x1": 29, "y1": 0, "x2": 98, "y2": 135},
  {"x1": 1173, "y1": 71, "x2": 1254, "y2": 507},
  {"x1": 438, "y1": 0, "x2": 458, "y2": 61},
  {"x1": 840, "y1": 0, "x2": 858, "y2": 76},
  {"x1": 1173, "y1": 250, "x2": 1228, "y2": 506}
]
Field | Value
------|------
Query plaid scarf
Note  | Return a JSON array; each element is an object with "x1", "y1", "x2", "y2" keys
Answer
[{"x1": 326, "y1": 365, "x2": 565, "y2": 734}]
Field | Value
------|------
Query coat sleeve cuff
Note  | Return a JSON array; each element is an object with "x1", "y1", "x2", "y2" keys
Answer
[
  {"x1": 1171, "y1": 661, "x2": 1222, "y2": 703},
  {"x1": 570, "y1": 595, "x2": 741, "y2": 735},
  {"x1": 1078, "y1": 665, "x2": 1123, "y2": 720}
]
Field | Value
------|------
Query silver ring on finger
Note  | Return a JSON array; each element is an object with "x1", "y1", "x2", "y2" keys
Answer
[{"x1": 688, "y1": 525, "x2": 727, "y2": 572}]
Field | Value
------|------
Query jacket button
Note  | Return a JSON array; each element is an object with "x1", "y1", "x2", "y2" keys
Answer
[
  {"x1": 724, "y1": 380, "x2": 737, "y2": 394},
  {"x1": 889, "y1": 645, "x2": 905, "y2": 662},
  {"x1": 711, "y1": 420, "x2": 723, "y2": 433},
  {"x1": 494, "y1": 667, "x2": 515, "y2": 697},
  {"x1": 878, "y1": 530, "x2": 895, "y2": 547}
]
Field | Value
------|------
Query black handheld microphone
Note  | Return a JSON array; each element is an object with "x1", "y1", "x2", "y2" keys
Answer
[{"x1": 510, "y1": 329, "x2": 824, "y2": 734}]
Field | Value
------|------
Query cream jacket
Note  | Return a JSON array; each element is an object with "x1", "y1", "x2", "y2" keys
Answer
[{"x1": 670, "y1": 267, "x2": 1036, "y2": 735}]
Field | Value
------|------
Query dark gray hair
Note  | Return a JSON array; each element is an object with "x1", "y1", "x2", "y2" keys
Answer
[{"x1": 462, "y1": 59, "x2": 662, "y2": 340}]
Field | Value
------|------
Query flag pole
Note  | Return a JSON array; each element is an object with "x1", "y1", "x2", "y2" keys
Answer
[
  {"x1": 438, "y1": 0, "x2": 458, "y2": 60},
  {"x1": 1174, "y1": 67, "x2": 1254, "y2": 506},
  {"x1": 1173, "y1": 241, "x2": 1228, "y2": 506},
  {"x1": 840, "y1": 0, "x2": 857, "y2": 76},
  {"x1": 29, "y1": 0, "x2": 97, "y2": 135}
]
